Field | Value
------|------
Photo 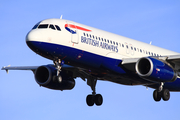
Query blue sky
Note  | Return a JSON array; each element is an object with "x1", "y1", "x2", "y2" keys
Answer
[{"x1": 1, "y1": 0, "x2": 180, "y2": 120}]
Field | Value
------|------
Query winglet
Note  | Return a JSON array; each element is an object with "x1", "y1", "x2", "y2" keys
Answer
[
  {"x1": 5, "y1": 69, "x2": 9, "y2": 74},
  {"x1": 2, "y1": 65, "x2": 11, "y2": 74},
  {"x1": 1, "y1": 67, "x2": 9, "y2": 74}
]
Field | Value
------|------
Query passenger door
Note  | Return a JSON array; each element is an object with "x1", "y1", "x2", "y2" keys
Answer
[
  {"x1": 125, "y1": 42, "x2": 129, "y2": 54},
  {"x1": 130, "y1": 44, "x2": 134, "y2": 56},
  {"x1": 71, "y1": 28, "x2": 79, "y2": 44},
  {"x1": 66, "y1": 22, "x2": 79, "y2": 44}
]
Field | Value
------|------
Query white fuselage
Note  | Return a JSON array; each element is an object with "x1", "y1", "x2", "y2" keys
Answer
[{"x1": 26, "y1": 19, "x2": 179, "y2": 62}]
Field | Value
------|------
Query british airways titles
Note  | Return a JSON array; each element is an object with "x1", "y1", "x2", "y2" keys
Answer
[{"x1": 81, "y1": 36, "x2": 118, "y2": 53}]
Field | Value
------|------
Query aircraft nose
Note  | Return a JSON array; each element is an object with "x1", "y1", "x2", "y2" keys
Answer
[
  {"x1": 26, "y1": 30, "x2": 42, "y2": 51},
  {"x1": 26, "y1": 30, "x2": 40, "y2": 42}
]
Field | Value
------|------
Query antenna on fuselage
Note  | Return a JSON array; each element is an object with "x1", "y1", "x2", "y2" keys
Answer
[
  {"x1": 60, "y1": 15, "x2": 63, "y2": 19},
  {"x1": 149, "y1": 41, "x2": 152, "y2": 45}
]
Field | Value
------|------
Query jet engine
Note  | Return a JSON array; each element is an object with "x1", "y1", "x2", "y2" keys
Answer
[
  {"x1": 34, "y1": 65, "x2": 75, "y2": 90},
  {"x1": 135, "y1": 57, "x2": 177, "y2": 82}
]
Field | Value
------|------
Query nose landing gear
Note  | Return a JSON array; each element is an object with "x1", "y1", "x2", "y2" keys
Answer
[
  {"x1": 53, "y1": 58, "x2": 64, "y2": 82},
  {"x1": 53, "y1": 58, "x2": 62, "y2": 76}
]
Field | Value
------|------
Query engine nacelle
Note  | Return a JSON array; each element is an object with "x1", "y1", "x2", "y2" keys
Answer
[
  {"x1": 135, "y1": 57, "x2": 177, "y2": 82},
  {"x1": 34, "y1": 65, "x2": 75, "y2": 90}
]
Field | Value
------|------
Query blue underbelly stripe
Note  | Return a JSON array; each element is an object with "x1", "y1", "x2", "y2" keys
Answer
[{"x1": 27, "y1": 41, "x2": 126, "y2": 74}]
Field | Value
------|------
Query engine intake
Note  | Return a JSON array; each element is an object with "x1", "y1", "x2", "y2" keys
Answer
[
  {"x1": 35, "y1": 65, "x2": 75, "y2": 90},
  {"x1": 35, "y1": 66, "x2": 52, "y2": 85},
  {"x1": 135, "y1": 57, "x2": 177, "y2": 82}
]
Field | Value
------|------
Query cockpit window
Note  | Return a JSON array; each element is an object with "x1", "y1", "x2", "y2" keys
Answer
[
  {"x1": 32, "y1": 21, "x2": 41, "y2": 29},
  {"x1": 49, "y1": 24, "x2": 56, "y2": 30},
  {"x1": 32, "y1": 24, "x2": 39, "y2": 29},
  {"x1": 33, "y1": 23, "x2": 61, "y2": 31},
  {"x1": 55, "y1": 25, "x2": 61, "y2": 31},
  {"x1": 38, "y1": 24, "x2": 49, "y2": 28}
]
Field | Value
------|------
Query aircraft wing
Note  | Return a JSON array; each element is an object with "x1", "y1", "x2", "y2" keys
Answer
[
  {"x1": 1, "y1": 64, "x2": 78, "y2": 72},
  {"x1": 1, "y1": 64, "x2": 90, "y2": 81},
  {"x1": 121, "y1": 58, "x2": 139, "y2": 72},
  {"x1": 166, "y1": 55, "x2": 180, "y2": 65},
  {"x1": 121, "y1": 55, "x2": 180, "y2": 72},
  {"x1": 1, "y1": 66, "x2": 38, "y2": 73}
]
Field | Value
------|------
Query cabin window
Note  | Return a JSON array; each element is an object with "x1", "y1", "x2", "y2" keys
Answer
[
  {"x1": 116, "y1": 42, "x2": 118, "y2": 45},
  {"x1": 122, "y1": 44, "x2": 124, "y2": 47},
  {"x1": 107, "y1": 40, "x2": 109, "y2": 43}
]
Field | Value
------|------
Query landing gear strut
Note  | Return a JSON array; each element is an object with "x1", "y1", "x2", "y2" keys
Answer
[
  {"x1": 153, "y1": 82, "x2": 170, "y2": 102},
  {"x1": 53, "y1": 58, "x2": 63, "y2": 82},
  {"x1": 53, "y1": 58, "x2": 62, "y2": 76},
  {"x1": 86, "y1": 77, "x2": 103, "y2": 106}
]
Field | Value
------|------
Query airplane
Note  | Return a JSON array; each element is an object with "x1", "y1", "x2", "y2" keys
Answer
[{"x1": 2, "y1": 18, "x2": 180, "y2": 106}]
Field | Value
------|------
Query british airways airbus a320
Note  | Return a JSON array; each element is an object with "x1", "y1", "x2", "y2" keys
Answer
[{"x1": 2, "y1": 18, "x2": 180, "y2": 106}]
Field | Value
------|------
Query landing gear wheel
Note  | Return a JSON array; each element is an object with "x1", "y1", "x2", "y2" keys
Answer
[
  {"x1": 153, "y1": 90, "x2": 161, "y2": 102},
  {"x1": 153, "y1": 89, "x2": 170, "y2": 102},
  {"x1": 94, "y1": 94, "x2": 103, "y2": 106},
  {"x1": 162, "y1": 89, "x2": 170, "y2": 101},
  {"x1": 86, "y1": 95, "x2": 94, "y2": 106}
]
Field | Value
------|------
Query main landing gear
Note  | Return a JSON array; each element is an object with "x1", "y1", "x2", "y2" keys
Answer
[
  {"x1": 53, "y1": 58, "x2": 103, "y2": 106},
  {"x1": 86, "y1": 77, "x2": 103, "y2": 106},
  {"x1": 153, "y1": 82, "x2": 170, "y2": 102}
]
